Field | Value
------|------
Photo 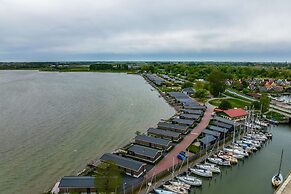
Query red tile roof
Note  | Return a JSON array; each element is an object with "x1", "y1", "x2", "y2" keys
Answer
[{"x1": 223, "y1": 108, "x2": 248, "y2": 118}]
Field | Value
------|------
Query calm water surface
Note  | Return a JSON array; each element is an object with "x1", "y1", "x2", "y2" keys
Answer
[
  {"x1": 192, "y1": 125, "x2": 291, "y2": 194},
  {"x1": 0, "y1": 71, "x2": 175, "y2": 194}
]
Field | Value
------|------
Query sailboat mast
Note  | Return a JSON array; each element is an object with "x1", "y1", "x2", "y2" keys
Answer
[{"x1": 278, "y1": 149, "x2": 284, "y2": 175}]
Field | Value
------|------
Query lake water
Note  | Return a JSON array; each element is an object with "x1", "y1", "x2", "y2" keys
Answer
[
  {"x1": 192, "y1": 124, "x2": 291, "y2": 194},
  {"x1": 0, "y1": 71, "x2": 175, "y2": 194}
]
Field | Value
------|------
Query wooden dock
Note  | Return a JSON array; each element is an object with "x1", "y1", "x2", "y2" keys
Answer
[{"x1": 275, "y1": 172, "x2": 291, "y2": 194}]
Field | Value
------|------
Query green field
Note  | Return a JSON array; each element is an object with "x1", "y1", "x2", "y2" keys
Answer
[
  {"x1": 209, "y1": 98, "x2": 251, "y2": 109},
  {"x1": 265, "y1": 111, "x2": 286, "y2": 121}
]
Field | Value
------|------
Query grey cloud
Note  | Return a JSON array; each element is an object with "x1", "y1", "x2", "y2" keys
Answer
[{"x1": 0, "y1": 0, "x2": 291, "y2": 61}]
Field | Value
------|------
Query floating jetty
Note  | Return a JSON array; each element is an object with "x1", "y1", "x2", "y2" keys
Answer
[{"x1": 275, "y1": 172, "x2": 291, "y2": 194}]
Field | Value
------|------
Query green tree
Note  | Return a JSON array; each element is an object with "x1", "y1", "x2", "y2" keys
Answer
[
  {"x1": 251, "y1": 101, "x2": 261, "y2": 110},
  {"x1": 219, "y1": 99, "x2": 232, "y2": 110},
  {"x1": 181, "y1": 81, "x2": 193, "y2": 89},
  {"x1": 95, "y1": 161, "x2": 122, "y2": 193},
  {"x1": 260, "y1": 94, "x2": 270, "y2": 113},
  {"x1": 195, "y1": 89, "x2": 208, "y2": 99},
  {"x1": 208, "y1": 69, "x2": 226, "y2": 97}
]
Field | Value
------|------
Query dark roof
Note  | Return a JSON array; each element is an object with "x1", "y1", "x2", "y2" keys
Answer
[
  {"x1": 145, "y1": 74, "x2": 165, "y2": 85},
  {"x1": 148, "y1": 128, "x2": 180, "y2": 138},
  {"x1": 128, "y1": 144, "x2": 161, "y2": 159},
  {"x1": 200, "y1": 135, "x2": 217, "y2": 145},
  {"x1": 157, "y1": 122, "x2": 188, "y2": 131},
  {"x1": 213, "y1": 116, "x2": 235, "y2": 125},
  {"x1": 135, "y1": 135, "x2": 171, "y2": 147},
  {"x1": 202, "y1": 129, "x2": 221, "y2": 137},
  {"x1": 182, "y1": 87, "x2": 195, "y2": 94},
  {"x1": 183, "y1": 104, "x2": 206, "y2": 110},
  {"x1": 208, "y1": 125, "x2": 228, "y2": 133},
  {"x1": 172, "y1": 118, "x2": 195, "y2": 126},
  {"x1": 180, "y1": 113, "x2": 200, "y2": 120},
  {"x1": 182, "y1": 109, "x2": 204, "y2": 115},
  {"x1": 168, "y1": 92, "x2": 189, "y2": 99},
  {"x1": 100, "y1": 153, "x2": 146, "y2": 172},
  {"x1": 214, "y1": 121, "x2": 233, "y2": 129},
  {"x1": 59, "y1": 176, "x2": 95, "y2": 188}
]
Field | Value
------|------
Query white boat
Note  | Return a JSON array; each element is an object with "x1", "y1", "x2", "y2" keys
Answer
[
  {"x1": 223, "y1": 147, "x2": 248, "y2": 157},
  {"x1": 217, "y1": 152, "x2": 238, "y2": 164},
  {"x1": 272, "y1": 174, "x2": 283, "y2": 187},
  {"x1": 272, "y1": 149, "x2": 284, "y2": 187},
  {"x1": 208, "y1": 157, "x2": 231, "y2": 166},
  {"x1": 176, "y1": 176, "x2": 202, "y2": 186},
  {"x1": 163, "y1": 184, "x2": 188, "y2": 194},
  {"x1": 154, "y1": 188, "x2": 176, "y2": 194},
  {"x1": 189, "y1": 167, "x2": 213, "y2": 178},
  {"x1": 169, "y1": 181, "x2": 191, "y2": 190},
  {"x1": 196, "y1": 163, "x2": 221, "y2": 173}
]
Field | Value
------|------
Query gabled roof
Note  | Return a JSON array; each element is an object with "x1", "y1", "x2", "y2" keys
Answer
[
  {"x1": 200, "y1": 135, "x2": 217, "y2": 145},
  {"x1": 202, "y1": 128, "x2": 221, "y2": 137},
  {"x1": 214, "y1": 121, "x2": 233, "y2": 129},
  {"x1": 148, "y1": 128, "x2": 180, "y2": 138},
  {"x1": 208, "y1": 125, "x2": 228, "y2": 133},
  {"x1": 172, "y1": 118, "x2": 195, "y2": 126},
  {"x1": 214, "y1": 116, "x2": 235, "y2": 125},
  {"x1": 135, "y1": 135, "x2": 171, "y2": 147},
  {"x1": 182, "y1": 87, "x2": 195, "y2": 94},
  {"x1": 59, "y1": 176, "x2": 95, "y2": 188},
  {"x1": 182, "y1": 109, "x2": 204, "y2": 115},
  {"x1": 180, "y1": 113, "x2": 200, "y2": 120},
  {"x1": 183, "y1": 104, "x2": 206, "y2": 110},
  {"x1": 223, "y1": 108, "x2": 248, "y2": 118},
  {"x1": 157, "y1": 122, "x2": 188, "y2": 132},
  {"x1": 128, "y1": 144, "x2": 162, "y2": 159},
  {"x1": 100, "y1": 153, "x2": 146, "y2": 172}
]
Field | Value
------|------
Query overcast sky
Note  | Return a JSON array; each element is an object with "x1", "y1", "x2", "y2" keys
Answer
[{"x1": 0, "y1": 0, "x2": 291, "y2": 61}]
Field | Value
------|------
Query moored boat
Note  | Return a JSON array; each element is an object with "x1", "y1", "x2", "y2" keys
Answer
[
  {"x1": 176, "y1": 175, "x2": 202, "y2": 186},
  {"x1": 189, "y1": 167, "x2": 213, "y2": 178}
]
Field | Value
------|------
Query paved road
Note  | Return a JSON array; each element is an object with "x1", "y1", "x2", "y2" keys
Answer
[{"x1": 146, "y1": 102, "x2": 214, "y2": 178}]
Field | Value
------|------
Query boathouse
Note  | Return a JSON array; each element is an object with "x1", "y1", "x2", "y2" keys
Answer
[
  {"x1": 213, "y1": 116, "x2": 235, "y2": 126},
  {"x1": 208, "y1": 125, "x2": 229, "y2": 133},
  {"x1": 58, "y1": 176, "x2": 96, "y2": 194},
  {"x1": 100, "y1": 153, "x2": 146, "y2": 178},
  {"x1": 213, "y1": 121, "x2": 233, "y2": 131},
  {"x1": 183, "y1": 103, "x2": 206, "y2": 110},
  {"x1": 145, "y1": 74, "x2": 165, "y2": 86},
  {"x1": 182, "y1": 109, "x2": 204, "y2": 116},
  {"x1": 134, "y1": 135, "x2": 172, "y2": 150},
  {"x1": 200, "y1": 134, "x2": 217, "y2": 149},
  {"x1": 172, "y1": 118, "x2": 195, "y2": 127},
  {"x1": 157, "y1": 122, "x2": 189, "y2": 134},
  {"x1": 127, "y1": 144, "x2": 163, "y2": 163},
  {"x1": 147, "y1": 128, "x2": 181, "y2": 142},
  {"x1": 180, "y1": 113, "x2": 200, "y2": 120},
  {"x1": 202, "y1": 128, "x2": 221, "y2": 138}
]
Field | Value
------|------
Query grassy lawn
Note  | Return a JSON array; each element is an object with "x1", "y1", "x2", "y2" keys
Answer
[
  {"x1": 209, "y1": 98, "x2": 251, "y2": 109},
  {"x1": 265, "y1": 111, "x2": 286, "y2": 121},
  {"x1": 224, "y1": 90, "x2": 253, "y2": 102},
  {"x1": 187, "y1": 144, "x2": 200, "y2": 154}
]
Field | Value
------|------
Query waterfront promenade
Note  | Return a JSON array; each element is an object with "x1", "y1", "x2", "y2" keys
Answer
[{"x1": 146, "y1": 102, "x2": 214, "y2": 178}]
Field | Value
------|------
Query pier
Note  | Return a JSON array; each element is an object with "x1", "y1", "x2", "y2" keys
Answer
[{"x1": 275, "y1": 172, "x2": 291, "y2": 194}]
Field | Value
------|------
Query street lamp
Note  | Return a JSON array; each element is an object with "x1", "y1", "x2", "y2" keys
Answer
[{"x1": 123, "y1": 182, "x2": 127, "y2": 194}]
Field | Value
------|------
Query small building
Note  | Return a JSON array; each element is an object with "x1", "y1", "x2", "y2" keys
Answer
[
  {"x1": 213, "y1": 116, "x2": 235, "y2": 126},
  {"x1": 200, "y1": 135, "x2": 217, "y2": 149},
  {"x1": 157, "y1": 122, "x2": 189, "y2": 134},
  {"x1": 172, "y1": 118, "x2": 195, "y2": 127},
  {"x1": 127, "y1": 144, "x2": 163, "y2": 163},
  {"x1": 58, "y1": 176, "x2": 96, "y2": 194},
  {"x1": 213, "y1": 121, "x2": 233, "y2": 131},
  {"x1": 148, "y1": 128, "x2": 181, "y2": 142},
  {"x1": 180, "y1": 113, "x2": 200, "y2": 120},
  {"x1": 135, "y1": 135, "x2": 172, "y2": 150},
  {"x1": 183, "y1": 104, "x2": 206, "y2": 110},
  {"x1": 202, "y1": 129, "x2": 221, "y2": 138},
  {"x1": 221, "y1": 108, "x2": 248, "y2": 121},
  {"x1": 208, "y1": 125, "x2": 229, "y2": 134},
  {"x1": 182, "y1": 109, "x2": 204, "y2": 116},
  {"x1": 182, "y1": 87, "x2": 196, "y2": 95},
  {"x1": 100, "y1": 153, "x2": 146, "y2": 178}
]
